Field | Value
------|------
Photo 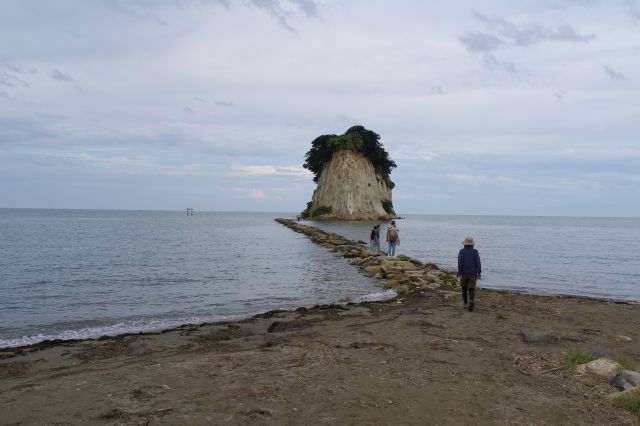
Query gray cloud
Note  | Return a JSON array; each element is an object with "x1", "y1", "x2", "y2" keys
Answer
[
  {"x1": 0, "y1": 116, "x2": 55, "y2": 144},
  {"x1": 624, "y1": 0, "x2": 640, "y2": 21},
  {"x1": 3, "y1": 62, "x2": 29, "y2": 74},
  {"x1": 459, "y1": 11, "x2": 595, "y2": 76},
  {"x1": 183, "y1": 106, "x2": 195, "y2": 114},
  {"x1": 547, "y1": 24, "x2": 595, "y2": 42},
  {"x1": 458, "y1": 32, "x2": 504, "y2": 52},
  {"x1": 38, "y1": 112, "x2": 68, "y2": 121},
  {"x1": 49, "y1": 68, "x2": 75, "y2": 82},
  {"x1": 247, "y1": 0, "x2": 320, "y2": 31},
  {"x1": 101, "y1": 0, "x2": 319, "y2": 31},
  {"x1": 0, "y1": 61, "x2": 32, "y2": 87},
  {"x1": 99, "y1": 0, "x2": 169, "y2": 25},
  {"x1": 603, "y1": 65, "x2": 626, "y2": 80},
  {"x1": 566, "y1": 0, "x2": 598, "y2": 5},
  {"x1": 193, "y1": 96, "x2": 206, "y2": 103},
  {"x1": 461, "y1": 11, "x2": 595, "y2": 52},
  {"x1": 0, "y1": 72, "x2": 15, "y2": 87},
  {"x1": 482, "y1": 53, "x2": 520, "y2": 74},
  {"x1": 215, "y1": 100, "x2": 236, "y2": 107},
  {"x1": 289, "y1": 0, "x2": 318, "y2": 17}
]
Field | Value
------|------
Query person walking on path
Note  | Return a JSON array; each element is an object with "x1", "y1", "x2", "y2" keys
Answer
[
  {"x1": 369, "y1": 224, "x2": 381, "y2": 255},
  {"x1": 457, "y1": 236, "x2": 481, "y2": 312},
  {"x1": 386, "y1": 221, "x2": 400, "y2": 257}
]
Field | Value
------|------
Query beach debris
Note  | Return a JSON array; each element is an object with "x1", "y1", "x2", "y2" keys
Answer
[
  {"x1": 511, "y1": 352, "x2": 559, "y2": 374},
  {"x1": 576, "y1": 358, "x2": 622, "y2": 380},
  {"x1": 614, "y1": 335, "x2": 632, "y2": 342}
]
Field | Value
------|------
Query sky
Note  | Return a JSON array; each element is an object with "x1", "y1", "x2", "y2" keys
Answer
[{"x1": 1, "y1": 0, "x2": 639, "y2": 216}]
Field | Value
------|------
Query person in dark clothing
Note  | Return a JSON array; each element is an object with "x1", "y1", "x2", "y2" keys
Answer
[
  {"x1": 457, "y1": 236, "x2": 481, "y2": 312},
  {"x1": 369, "y1": 224, "x2": 381, "y2": 255}
]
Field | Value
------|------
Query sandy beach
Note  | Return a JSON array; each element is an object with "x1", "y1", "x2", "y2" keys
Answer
[
  {"x1": 1, "y1": 289, "x2": 639, "y2": 425},
  {"x1": 2, "y1": 220, "x2": 640, "y2": 425}
]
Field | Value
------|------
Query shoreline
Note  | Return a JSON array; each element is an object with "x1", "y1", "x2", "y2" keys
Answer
[
  {"x1": 2, "y1": 217, "x2": 637, "y2": 351},
  {"x1": 2, "y1": 219, "x2": 639, "y2": 424},
  {"x1": 2, "y1": 286, "x2": 639, "y2": 424},
  {"x1": 1, "y1": 286, "x2": 637, "y2": 353}
]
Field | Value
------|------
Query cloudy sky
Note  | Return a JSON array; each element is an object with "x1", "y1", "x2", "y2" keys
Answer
[{"x1": 1, "y1": 0, "x2": 639, "y2": 216}]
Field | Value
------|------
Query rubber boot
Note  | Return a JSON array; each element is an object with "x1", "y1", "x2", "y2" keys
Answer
[
  {"x1": 461, "y1": 284, "x2": 468, "y2": 310},
  {"x1": 468, "y1": 288, "x2": 475, "y2": 312}
]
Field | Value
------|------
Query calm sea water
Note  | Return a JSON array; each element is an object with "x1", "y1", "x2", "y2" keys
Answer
[
  {"x1": 0, "y1": 209, "x2": 387, "y2": 348},
  {"x1": 311, "y1": 215, "x2": 640, "y2": 302},
  {"x1": 1, "y1": 209, "x2": 638, "y2": 348}
]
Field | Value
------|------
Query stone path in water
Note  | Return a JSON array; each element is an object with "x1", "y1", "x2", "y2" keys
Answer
[{"x1": 276, "y1": 218, "x2": 459, "y2": 296}]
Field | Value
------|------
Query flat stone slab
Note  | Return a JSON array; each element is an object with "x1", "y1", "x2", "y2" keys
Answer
[
  {"x1": 577, "y1": 358, "x2": 622, "y2": 380},
  {"x1": 622, "y1": 369, "x2": 640, "y2": 387},
  {"x1": 612, "y1": 373, "x2": 636, "y2": 391}
]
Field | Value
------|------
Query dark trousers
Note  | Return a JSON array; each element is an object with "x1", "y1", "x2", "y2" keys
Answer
[{"x1": 460, "y1": 276, "x2": 477, "y2": 305}]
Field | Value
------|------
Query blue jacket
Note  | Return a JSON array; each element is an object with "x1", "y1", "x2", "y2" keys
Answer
[{"x1": 458, "y1": 246, "x2": 481, "y2": 277}]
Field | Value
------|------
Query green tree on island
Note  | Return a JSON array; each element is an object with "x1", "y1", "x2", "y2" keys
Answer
[{"x1": 303, "y1": 126, "x2": 397, "y2": 188}]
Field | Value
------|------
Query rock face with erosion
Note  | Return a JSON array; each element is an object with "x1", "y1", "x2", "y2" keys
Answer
[
  {"x1": 302, "y1": 126, "x2": 396, "y2": 221},
  {"x1": 311, "y1": 149, "x2": 393, "y2": 220}
]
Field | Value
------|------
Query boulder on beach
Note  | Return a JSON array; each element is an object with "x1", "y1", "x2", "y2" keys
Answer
[{"x1": 576, "y1": 358, "x2": 622, "y2": 380}]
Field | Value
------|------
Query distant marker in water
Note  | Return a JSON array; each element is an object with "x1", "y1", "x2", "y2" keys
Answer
[{"x1": 186, "y1": 208, "x2": 194, "y2": 216}]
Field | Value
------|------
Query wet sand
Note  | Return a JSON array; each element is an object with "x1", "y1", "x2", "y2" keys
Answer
[{"x1": 1, "y1": 289, "x2": 639, "y2": 425}]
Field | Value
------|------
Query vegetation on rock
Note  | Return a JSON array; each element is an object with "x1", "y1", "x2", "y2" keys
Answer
[
  {"x1": 311, "y1": 205, "x2": 333, "y2": 217},
  {"x1": 303, "y1": 126, "x2": 396, "y2": 185},
  {"x1": 382, "y1": 199, "x2": 394, "y2": 215},
  {"x1": 300, "y1": 203, "x2": 333, "y2": 219}
]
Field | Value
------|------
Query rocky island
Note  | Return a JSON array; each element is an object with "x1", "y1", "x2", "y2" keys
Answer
[{"x1": 301, "y1": 126, "x2": 397, "y2": 220}]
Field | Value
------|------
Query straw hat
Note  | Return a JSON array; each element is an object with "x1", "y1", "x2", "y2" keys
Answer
[{"x1": 462, "y1": 236, "x2": 475, "y2": 246}]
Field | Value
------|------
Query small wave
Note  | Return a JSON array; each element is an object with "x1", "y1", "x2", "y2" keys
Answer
[
  {"x1": 0, "y1": 314, "x2": 247, "y2": 349},
  {"x1": 353, "y1": 289, "x2": 397, "y2": 302}
]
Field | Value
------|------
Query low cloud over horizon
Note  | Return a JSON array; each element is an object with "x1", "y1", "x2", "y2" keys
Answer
[{"x1": 1, "y1": 0, "x2": 639, "y2": 216}]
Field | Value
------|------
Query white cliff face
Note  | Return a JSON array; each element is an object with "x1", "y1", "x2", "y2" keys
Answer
[{"x1": 310, "y1": 149, "x2": 394, "y2": 220}]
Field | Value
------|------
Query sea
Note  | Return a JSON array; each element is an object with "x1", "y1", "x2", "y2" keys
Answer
[{"x1": 1, "y1": 209, "x2": 639, "y2": 348}]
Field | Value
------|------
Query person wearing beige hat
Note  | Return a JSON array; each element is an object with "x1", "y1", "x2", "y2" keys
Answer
[{"x1": 457, "y1": 236, "x2": 482, "y2": 312}]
